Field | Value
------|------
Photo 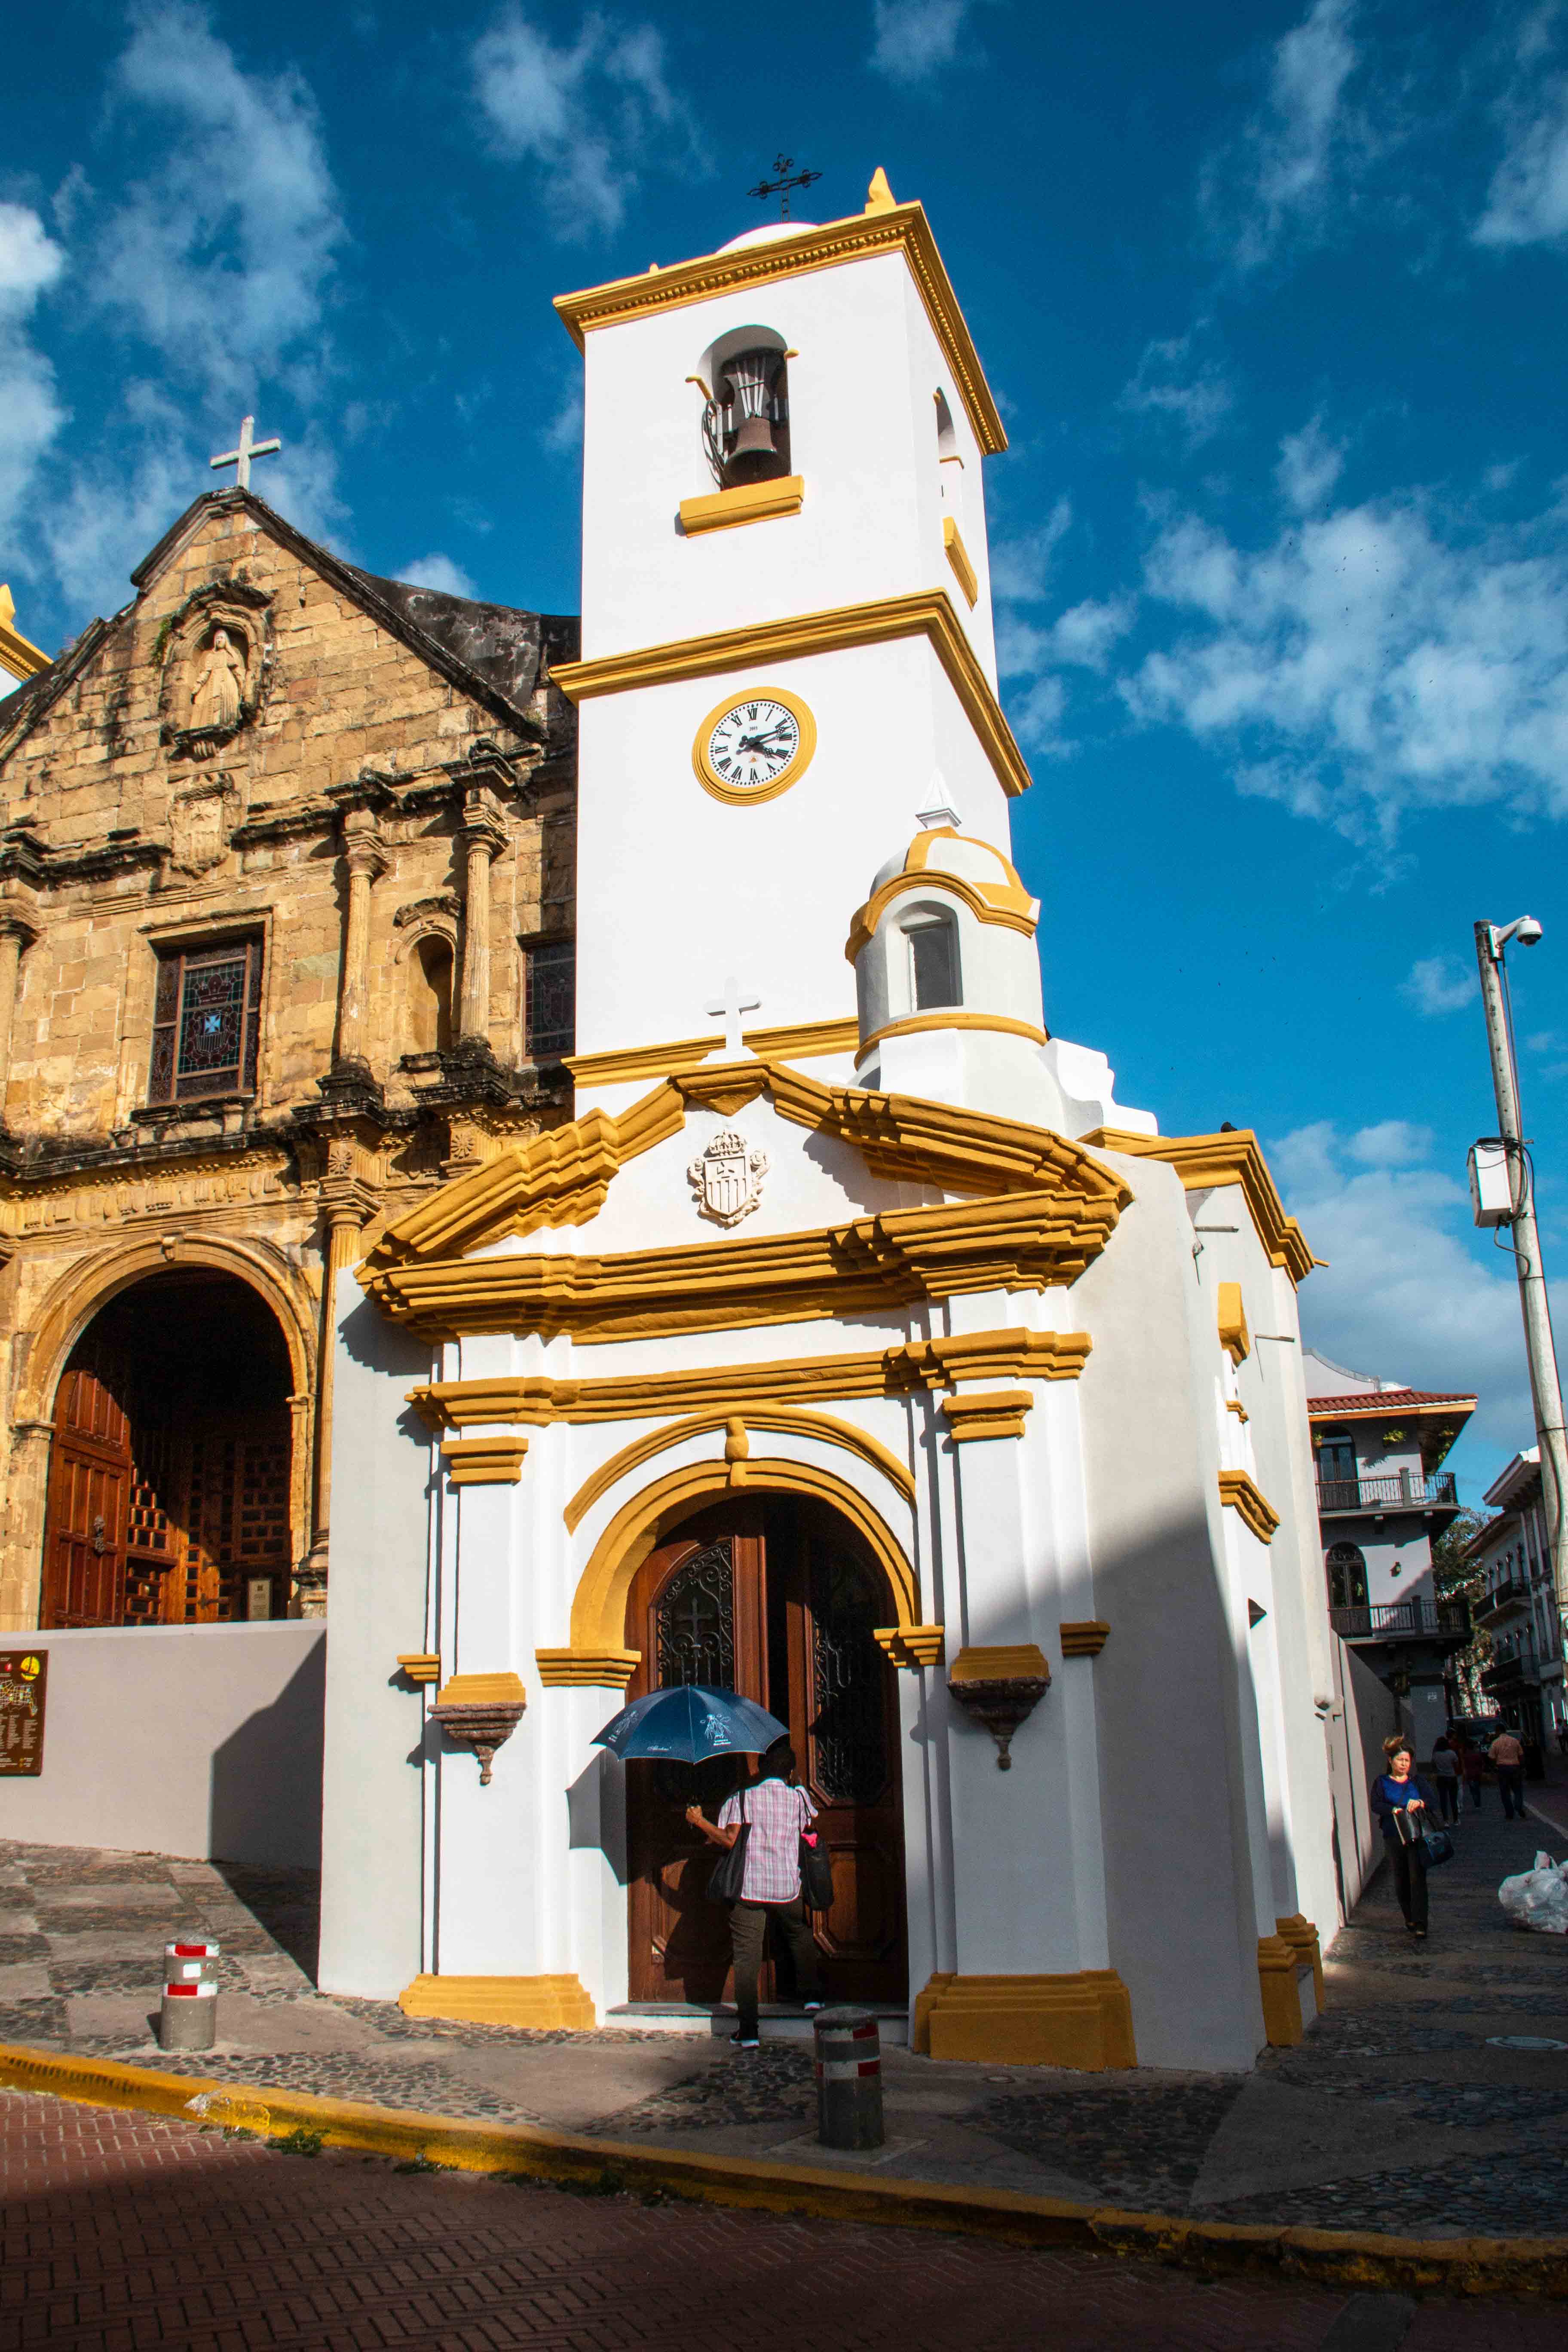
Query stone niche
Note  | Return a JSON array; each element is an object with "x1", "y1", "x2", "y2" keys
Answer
[{"x1": 157, "y1": 580, "x2": 273, "y2": 759}]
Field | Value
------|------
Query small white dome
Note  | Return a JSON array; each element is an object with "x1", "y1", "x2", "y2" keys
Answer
[
  {"x1": 716, "y1": 222, "x2": 821, "y2": 252},
  {"x1": 864, "y1": 829, "x2": 1035, "y2": 916}
]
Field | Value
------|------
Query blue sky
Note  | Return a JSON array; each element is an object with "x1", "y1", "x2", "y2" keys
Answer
[{"x1": 3, "y1": 0, "x2": 1566, "y2": 1501}]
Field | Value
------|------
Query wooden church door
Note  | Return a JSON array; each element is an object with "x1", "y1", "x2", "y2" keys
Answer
[
  {"x1": 42, "y1": 1364, "x2": 132, "y2": 1628},
  {"x1": 624, "y1": 1498, "x2": 906, "y2": 2010}
]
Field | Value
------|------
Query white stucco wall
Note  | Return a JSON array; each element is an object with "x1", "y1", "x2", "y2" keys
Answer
[{"x1": 3, "y1": 1620, "x2": 325, "y2": 1868}]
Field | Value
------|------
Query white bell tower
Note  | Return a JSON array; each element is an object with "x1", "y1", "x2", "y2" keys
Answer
[{"x1": 551, "y1": 174, "x2": 1035, "y2": 1089}]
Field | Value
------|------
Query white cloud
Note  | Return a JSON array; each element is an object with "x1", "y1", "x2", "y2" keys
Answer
[
  {"x1": 95, "y1": 1, "x2": 345, "y2": 407},
  {"x1": 1207, "y1": 0, "x2": 1364, "y2": 271},
  {"x1": 869, "y1": 0, "x2": 971, "y2": 85},
  {"x1": 1475, "y1": 20, "x2": 1568, "y2": 250},
  {"x1": 1400, "y1": 954, "x2": 1479, "y2": 1017},
  {"x1": 0, "y1": 203, "x2": 67, "y2": 540},
  {"x1": 541, "y1": 384, "x2": 583, "y2": 454},
  {"x1": 1275, "y1": 1118, "x2": 1547, "y2": 1466},
  {"x1": 1123, "y1": 488, "x2": 1568, "y2": 839},
  {"x1": 397, "y1": 553, "x2": 477, "y2": 597},
  {"x1": 1118, "y1": 331, "x2": 1234, "y2": 447},
  {"x1": 1276, "y1": 415, "x2": 1345, "y2": 513},
  {"x1": 472, "y1": 5, "x2": 699, "y2": 239},
  {"x1": 989, "y1": 499, "x2": 1073, "y2": 601},
  {"x1": 1347, "y1": 1118, "x2": 1433, "y2": 1166}
]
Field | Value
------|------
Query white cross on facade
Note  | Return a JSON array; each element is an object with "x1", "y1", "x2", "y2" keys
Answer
[
  {"x1": 209, "y1": 415, "x2": 282, "y2": 490},
  {"x1": 704, "y1": 975, "x2": 761, "y2": 1057}
]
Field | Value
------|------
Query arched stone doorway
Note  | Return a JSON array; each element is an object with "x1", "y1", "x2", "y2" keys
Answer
[
  {"x1": 623, "y1": 1494, "x2": 908, "y2": 2013},
  {"x1": 40, "y1": 1270, "x2": 295, "y2": 1629}
]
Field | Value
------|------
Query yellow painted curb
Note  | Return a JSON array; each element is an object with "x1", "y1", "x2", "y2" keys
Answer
[{"x1": 1, "y1": 2043, "x2": 1565, "y2": 2298}]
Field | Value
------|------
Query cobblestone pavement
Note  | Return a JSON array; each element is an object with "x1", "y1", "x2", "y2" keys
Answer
[
  {"x1": 6, "y1": 2087, "x2": 1566, "y2": 2352},
  {"x1": 2, "y1": 1763, "x2": 1567, "y2": 2237}
]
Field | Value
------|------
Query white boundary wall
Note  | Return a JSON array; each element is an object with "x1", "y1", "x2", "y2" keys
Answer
[{"x1": 3, "y1": 1621, "x2": 325, "y2": 1869}]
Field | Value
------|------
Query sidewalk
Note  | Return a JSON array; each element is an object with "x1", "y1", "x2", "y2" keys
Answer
[{"x1": 3, "y1": 1762, "x2": 1566, "y2": 2239}]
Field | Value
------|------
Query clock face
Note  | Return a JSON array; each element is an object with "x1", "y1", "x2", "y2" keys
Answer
[{"x1": 706, "y1": 698, "x2": 800, "y2": 793}]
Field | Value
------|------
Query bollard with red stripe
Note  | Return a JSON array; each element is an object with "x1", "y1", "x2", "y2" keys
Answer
[
  {"x1": 159, "y1": 1939, "x2": 220, "y2": 2052},
  {"x1": 813, "y1": 2004, "x2": 884, "y2": 2151}
]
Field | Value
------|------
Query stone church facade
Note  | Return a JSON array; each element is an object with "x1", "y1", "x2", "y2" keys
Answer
[{"x1": 0, "y1": 487, "x2": 577, "y2": 1634}]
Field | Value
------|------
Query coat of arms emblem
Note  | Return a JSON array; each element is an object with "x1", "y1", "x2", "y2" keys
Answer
[{"x1": 687, "y1": 1127, "x2": 770, "y2": 1228}]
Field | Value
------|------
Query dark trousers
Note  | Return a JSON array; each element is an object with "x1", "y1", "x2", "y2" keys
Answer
[
  {"x1": 1498, "y1": 1766, "x2": 1527, "y2": 1820},
  {"x1": 1464, "y1": 1774, "x2": 1483, "y2": 1808},
  {"x1": 1435, "y1": 1777, "x2": 1460, "y2": 1822},
  {"x1": 1390, "y1": 1837, "x2": 1429, "y2": 1931},
  {"x1": 729, "y1": 1895, "x2": 822, "y2": 2040}
]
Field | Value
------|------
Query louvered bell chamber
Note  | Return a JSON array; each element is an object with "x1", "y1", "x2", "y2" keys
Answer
[{"x1": 703, "y1": 347, "x2": 791, "y2": 487}]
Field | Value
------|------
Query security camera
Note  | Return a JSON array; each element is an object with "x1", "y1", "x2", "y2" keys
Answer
[{"x1": 1516, "y1": 916, "x2": 1544, "y2": 946}]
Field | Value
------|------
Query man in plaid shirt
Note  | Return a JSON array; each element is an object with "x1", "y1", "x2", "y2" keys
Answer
[{"x1": 687, "y1": 1738, "x2": 825, "y2": 2048}]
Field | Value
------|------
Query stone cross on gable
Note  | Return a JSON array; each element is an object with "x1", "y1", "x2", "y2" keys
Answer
[
  {"x1": 210, "y1": 415, "x2": 281, "y2": 491},
  {"x1": 704, "y1": 975, "x2": 760, "y2": 1057}
]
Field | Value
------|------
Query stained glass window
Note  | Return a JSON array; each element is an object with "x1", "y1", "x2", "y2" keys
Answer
[{"x1": 148, "y1": 937, "x2": 263, "y2": 1103}]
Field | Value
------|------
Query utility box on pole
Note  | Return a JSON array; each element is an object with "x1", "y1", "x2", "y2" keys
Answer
[{"x1": 1469, "y1": 1138, "x2": 1518, "y2": 1228}]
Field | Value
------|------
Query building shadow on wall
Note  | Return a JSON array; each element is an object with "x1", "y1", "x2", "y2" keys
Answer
[{"x1": 209, "y1": 1636, "x2": 327, "y2": 1981}]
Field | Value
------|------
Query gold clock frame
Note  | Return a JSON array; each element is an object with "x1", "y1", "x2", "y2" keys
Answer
[{"x1": 692, "y1": 686, "x2": 817, "y2": 806}]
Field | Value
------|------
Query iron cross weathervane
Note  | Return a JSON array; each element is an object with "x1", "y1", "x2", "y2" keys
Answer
[
  {"x1": 747, "y1": 154, "x2": 821, "y2": 222},
  {"x1": 209, "y1": 415, "x2": 281, "y2": 491}
]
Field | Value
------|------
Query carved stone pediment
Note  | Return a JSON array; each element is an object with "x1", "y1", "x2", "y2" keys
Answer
[{"x1": 157, "y1": 580, "x2": 273, "y2": 760}]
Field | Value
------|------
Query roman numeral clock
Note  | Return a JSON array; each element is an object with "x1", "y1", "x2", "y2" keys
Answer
[{"x1": 693, "y1": 689, "x2": 816, "y2": 805}]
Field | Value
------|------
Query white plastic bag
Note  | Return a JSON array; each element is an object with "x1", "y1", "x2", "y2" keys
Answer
[{"x1": 1498, "y1": 1851, "x2": 1568, "y2": 1934}]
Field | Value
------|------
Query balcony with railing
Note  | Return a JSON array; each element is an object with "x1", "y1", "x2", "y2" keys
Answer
[
  {"x1": 1482, "y1": 1642, "x2": 1540, "y2": 1694},
  {"x1": 1328, "y1": 1595, "x2": 1472, "y2": 1647},
  {"x1": 1316, "y1": 1470, "x2": 1459, "y2": 1516},
  {"x1": 1473, "y1": 1576, "x2": 1533, "y2": 1625}
]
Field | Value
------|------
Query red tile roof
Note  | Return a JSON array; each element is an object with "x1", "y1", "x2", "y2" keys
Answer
[{"x1": 1307, "y1": 1389, "x2": 1476, "y2": 1415}]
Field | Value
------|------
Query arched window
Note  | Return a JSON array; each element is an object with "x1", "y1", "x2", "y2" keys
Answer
[
  {"x1": 906, "y1": 913, "x2": 960, "y2": 1012},
  {"x1": 697, "y1": 325, "x2": 791, "y2": 488},
  {"x1": 934, "y1": 389, "x2": 963, "y2": 520},
  {"x1": 405, "y1": 934, "x2": 453, "y2": 1056},
  {"x1": 1325, "y1": 1542, "x2": 1368, "y2": 1612}
]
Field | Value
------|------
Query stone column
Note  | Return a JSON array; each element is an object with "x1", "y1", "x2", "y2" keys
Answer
[
  {"x1": 332, "y1": 817, "x2": 387, "y2": 1075},
  {"x1": 296, "y1": 1193, "x2": 369, "y2": 1619},
  {"x1": 457, "y1": 790, "x2": 507, "y2": 1047},
  {"x1": 0, "y1": 911, "x2": 39, "y2": 1121}
]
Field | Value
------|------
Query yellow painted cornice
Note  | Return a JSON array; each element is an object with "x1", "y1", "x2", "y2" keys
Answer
[
  {"x1": 940, "y1": 1387, "x2": 1034, "y2": 1442},
  {"x1": 1216, "y1": 1281, "x2": 1251, "y2": 1367},
  {"x1": 859, "y1": 1013, "x2": 1049, "y2": 1055},
  {"x1": 563, "y1": 1405, "x2": 916, "y2": 1534},
  {"x1": 552, "y1": 202, "x2": 1007, "y2": 456},
  {"x1": 943, "y1": 516, "x2": 978, "y2": 607},
  {"x1": 845, "y1": 850, "x2": 1038, "y2": 963},
  {"x1": 365, "y1": 1061, "x2": 1130, "y2": 1277},
  {"x1": 407, "y1": 1326, "x2": 1092, "y2": 1432},
  {"x1": 551, "y1": 590, "x2": 1032, "y2": 800},
  {"x1": 567, "y1": 1015, "x2": 858, "y2": 1091},
  {"x1": 1218, "y1": 1468, "x2": 1281, "y2": 1545},
  {"x1": 677, "y1": 476, "x2": 805, "y2": 535},
  {"x1": 1084, "y1": 1127, "x2": 1319, "y2": 1288},
  {"x1": 0, "y1": 586, "x2": 49, "y2": 682}
]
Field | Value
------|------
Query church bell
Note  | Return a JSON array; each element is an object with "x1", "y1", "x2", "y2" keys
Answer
[{"x1": 718, "y1": 348, "x2": 785, "y2": 482}]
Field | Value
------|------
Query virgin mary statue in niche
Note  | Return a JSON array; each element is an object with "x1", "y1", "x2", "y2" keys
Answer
[{"x1": 189, "y1": 627, "x2": 246, "y2": 731}]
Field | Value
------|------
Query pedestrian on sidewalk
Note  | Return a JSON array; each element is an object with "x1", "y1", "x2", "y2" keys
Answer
[
  {"x1": 1430, "y1": 1735, "x2": 1461, "y2": 1824},
  {"x1": 1490, "y1": 1727, "x2": 1528, "y2": 1820},
  {"x1": 1369, "y1": 1736, "x2": 1439, "y2": 1939},
  {"x1": 686, "y1": 1737, "x2": 824, "y2": 2051},
  {"x1": 1461, "y1": 1739, "x2": 1485, "y2": 1808}
]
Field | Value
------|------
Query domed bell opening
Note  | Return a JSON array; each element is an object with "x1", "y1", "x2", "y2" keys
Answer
[{"x1": 719, "y1": 347, "x2": 788, "y2": 485}]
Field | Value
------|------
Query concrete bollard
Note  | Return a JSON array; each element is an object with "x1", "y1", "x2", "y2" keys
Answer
[
  {"x1": 813, "y1": 2005, "x2": 884, "y2": 2151},
  {"x1": 159, "y1": 1939, "x2": 220, "y2": 2052}
]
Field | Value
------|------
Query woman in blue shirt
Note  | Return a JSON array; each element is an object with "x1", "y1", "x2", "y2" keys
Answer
[{"x1": 1369, "y1": 1735, "x2": 1439, "y2": 1938}]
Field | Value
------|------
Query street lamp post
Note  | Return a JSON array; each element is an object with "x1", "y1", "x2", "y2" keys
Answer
[{"x1": 1471, "y1": 917, "x2": 1568, "y2": 1642}]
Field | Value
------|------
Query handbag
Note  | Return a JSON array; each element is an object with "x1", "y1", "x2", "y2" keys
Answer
[
  {"x1": 1421, "y1": 1827, "x2": 1455, "y2": 1868},
  {"x1": 798, "y1": 1822, "x2": 834, "y2": 1912},
  {"x1": 707, "y1": 1788, "x2": 749, "y2": 1902}
]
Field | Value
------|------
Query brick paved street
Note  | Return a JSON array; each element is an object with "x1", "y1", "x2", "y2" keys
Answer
[{"x1": 3, "y1": 2085, "x2": 1566, "y2": 2352}]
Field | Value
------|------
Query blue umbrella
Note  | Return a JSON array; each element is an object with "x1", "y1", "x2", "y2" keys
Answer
[{"x1": 591, "y1": 1684, "x2": 787, "y2": 1763}]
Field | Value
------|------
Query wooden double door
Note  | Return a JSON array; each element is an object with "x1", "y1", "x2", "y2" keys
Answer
[{"x1": 625, "y1": 1498, "x2": 907, "y2": 2009}]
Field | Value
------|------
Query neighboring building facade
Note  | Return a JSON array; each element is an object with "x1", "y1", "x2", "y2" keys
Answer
[
  {"x1": 1303, "y1": 1348, "x2": 1475, "y2": 1757},
  {"x1": 321, "y1": 181, "x2": 1343, "y2": 2075},
  {"x1": 1464, "y1": 1449, "x2": 1565, "y2": 1744},
  {"x1": 0, "y1": 492, "x2": 577, "y2": 1633}
]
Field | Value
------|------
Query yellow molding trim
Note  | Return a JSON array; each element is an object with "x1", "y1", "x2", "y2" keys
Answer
[
  {"x1": 845, "y1": 851, "x2": 1038, "y2": 964},
  {"x1": 943, "y1": 517, "x2": 978, "y2": 607},
  {"x1": 552, "y1": 202, "x2": 1007, "y2": 456},
  {"x1": 1058, "y1": 1620, "x2": 1110, "y2": 1658},
  {"x1": 434, "y1": 1672, "x2": 527, "y2": 1709},
  {"x1": 873, "y1": 1623, "x2": 945, "y2": 1668},
  {"x1": 1225, "y1": 1399, "x2": 1250, "y2": 1423},
  {"x1": 566, "y1": 1017, "x2": 860, "y2": 1090},
  {"x1": 949, "y1": 1643, "x2": 1050, "y2": 1686},
  {"x1": 395, "y1": 1652, "x2": 442, "y2": 1684},
  {"x1": 1216, "y1": 1281, "x2": 1251, "y2": 1367},
  {"x1": 678, "y1": 476, "x2": 805, "y2": 535},
  {"x1": 398, "y1": 1974, "x2": 595, "y2": 2030},
  {"x1": 940, "y1": 1387, "x2": 1034, "y2": 1442},
  {"x1": 409, "y1": 1327, "x2": 1092, "y2": 1432},
  {"x1": 912, "y1": 1969, "x2": 1136, "y2": 2070},
  {"x1": 563, "y1": 1404, "x2": 916, "y2": 1534},
  {"x1": 551, "y1": 590, "x2": 1031, "y2": 801},
  {"x1": 440, "y1": 1436, "x2": 530, "y2": 1486},
  {"x1": 569, "y1": 1455, "x2": 919, "y2": 1658},
  {"x1": 859, "y1": 1013, "x2": 1048, "y2": 1055},
  {"x1": 692, "y1": 684, "x2": 816, "y2": 806},
  {"x1": 1218, "y1": 1468, "x2": 1281, "y2": 1545},
  {"x1": 535, "y1": 1647, "x2": 641, "y2": 1689},
  {"x1": 1257, "y1": 1934, "x2": 1308, "y2": 2048},
  {"x1": 1084, "y1": 1126, "x2": 1319, "y2": 1288}
]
